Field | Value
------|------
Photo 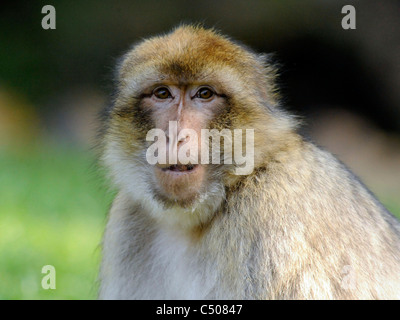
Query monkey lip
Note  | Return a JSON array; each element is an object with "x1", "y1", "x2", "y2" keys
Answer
[
  {"x1": 154, "y1": 164, "x2": 204, "y2": 201},
  {"x1": 154, "y1": 163, "x2": 204, "y2": 204},
  {"x1": 161, "y1": 164, "x2": 199, "y2": 173}
]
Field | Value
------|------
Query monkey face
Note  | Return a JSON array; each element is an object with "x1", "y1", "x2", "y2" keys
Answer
[
  {"x1": 106, "y1": 80, "x2": 229, "y2": 210},
  {"x1": 143, "y1": 84, "x2": 228, "y2": 204}
]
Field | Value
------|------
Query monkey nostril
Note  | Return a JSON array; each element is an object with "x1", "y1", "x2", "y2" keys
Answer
[{"x1": 178, "y1": 135, "x2": 189, "y2": 143}]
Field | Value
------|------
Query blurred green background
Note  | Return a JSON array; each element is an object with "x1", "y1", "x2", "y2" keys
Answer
[
  {"x1": 1, "y1": 0, "x2": 399, "y2": 299},
  {"x1": 0, "y1": 144, "x2": 113, "y2": 299}
]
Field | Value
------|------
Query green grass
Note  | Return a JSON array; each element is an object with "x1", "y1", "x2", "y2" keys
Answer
[
  {"x1": 0, "y1": 143, "x2": 113, "y2": 299},
  {"x1": 0, "y1": 142, "x2": 399, "y2": 300}
]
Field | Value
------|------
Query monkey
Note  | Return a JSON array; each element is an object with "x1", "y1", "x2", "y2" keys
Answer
[{"x1": 98, "y1": 25, "x2": 400, "y2": 299}]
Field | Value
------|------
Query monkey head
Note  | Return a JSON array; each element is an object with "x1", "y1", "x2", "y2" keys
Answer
[{"x1": 101, "y1": 25, "x2": 296, "y2": 229}]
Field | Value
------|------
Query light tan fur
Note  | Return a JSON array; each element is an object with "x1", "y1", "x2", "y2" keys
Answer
[{"x1": 99, "y1": 25, "x2": 400, "y2": 299}]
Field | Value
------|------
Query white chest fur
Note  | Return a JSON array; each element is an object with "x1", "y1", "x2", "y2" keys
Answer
[{"x1": 141, "y1": 227, "x2": 217, "y2": 299}]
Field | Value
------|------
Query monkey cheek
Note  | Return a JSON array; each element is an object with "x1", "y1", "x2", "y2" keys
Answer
[{"x1": 153, "y1": 165, "x2": 205, "y2": 203}]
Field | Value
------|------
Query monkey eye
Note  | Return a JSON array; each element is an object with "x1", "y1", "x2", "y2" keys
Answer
[
  {"x1": 153, "y1": 87, "x2": 172, "y2": 99},
  {"x1": 195, "y1": 87, "x2": 214, "y2": 100}
]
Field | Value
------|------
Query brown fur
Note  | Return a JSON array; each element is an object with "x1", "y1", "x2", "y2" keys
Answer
[{"x1": 99, "y1": 25, "x2": 400, "y2": 299}]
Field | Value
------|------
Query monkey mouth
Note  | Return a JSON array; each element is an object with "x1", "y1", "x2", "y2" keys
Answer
[
  {"x1": 154, "y1": 164, "x2": 205, "y2": 202},
  {"x1": 161, "y1": 164, "x2": 199, "y2": 172}
]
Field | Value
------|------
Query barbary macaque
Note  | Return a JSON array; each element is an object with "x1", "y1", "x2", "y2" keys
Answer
[{"x1": 99, "y1": 25, "x2": 400, "y2": 299}]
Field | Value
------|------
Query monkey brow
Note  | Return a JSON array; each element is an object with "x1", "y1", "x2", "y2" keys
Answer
[{"x1": 123, "y1": 67, "x2": 233, "y2": 99}]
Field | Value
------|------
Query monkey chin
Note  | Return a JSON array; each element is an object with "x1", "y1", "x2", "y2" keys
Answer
[
  {"x1": 146, "y1": 164, "x2": 225, "y2": 230},
  {"x1": 153, "y1": 164, "x2": 205, "y2": 207}
]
